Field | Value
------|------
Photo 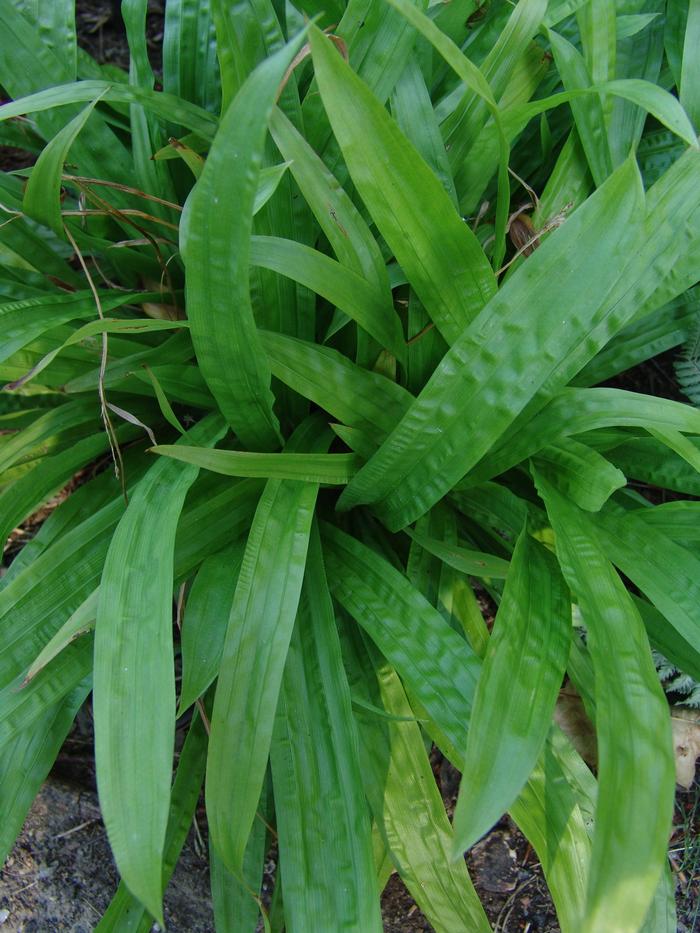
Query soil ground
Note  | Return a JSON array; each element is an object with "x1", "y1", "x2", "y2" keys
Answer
[{"x1": 0, "y1": 2, "x2": 698, "y2": 931}]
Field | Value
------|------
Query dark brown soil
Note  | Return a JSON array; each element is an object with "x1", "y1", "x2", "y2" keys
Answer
[{"x1": 75, "y1": 0, "x2": 164, "y2": 73}]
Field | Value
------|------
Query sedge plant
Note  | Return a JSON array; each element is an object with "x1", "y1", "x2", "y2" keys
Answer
[{"x1": 1, "y1": 1, "x2": 700, "y2": 930}]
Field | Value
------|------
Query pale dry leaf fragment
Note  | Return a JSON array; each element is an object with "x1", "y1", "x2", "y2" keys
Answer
[
  {"x1": 554, "y1": 686, "x2": 597, "y2": 767},
  {"x1": 670, "y1": 706, "x2": 700, "y2": 789}
]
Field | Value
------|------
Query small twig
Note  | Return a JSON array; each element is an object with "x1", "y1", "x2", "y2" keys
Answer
[
  {"x1": 61, "y1": 208, "x2": 179, "y2": 232},
  {"x1": 0, "y1": 201, "x2": 22, "y2": 218},
  {"x1": 496, "y1": 209, "x2": 569, "y2": 277},
  {"x1": 54, "y1": 818, "x2": 98, "y2": 840},
  {"x1": 9, "y1": 878, "x2": 41, "y2": 897},
  {"x1": 255, "y1": 809, "x2": 278, "y2": 840},
  {"x1": 72, "y1": 184, "x2": 179, "y2": 304},
  {"x1": 494, "y1": 874, "x2": 536, "y2": 933},
  {"x1": 471, "y1": 199, "x2": 490, "y2": 233},
  {"x1": 175, "y1": 582, "x2": 186, "y2": 631},
  {"x1": 63, "y1": 174, "x2": 182, "y2": 212},
  {"x1": 405, "y1": 321, "x2": 435, "y2": 346},
  {"x1": 0, "y1": 212, "x2": 23, "y2": 230},
  {"x1": 80, "y1": 895, "x2": 102, "y2": 919},
  {"x1": 508, "y1": 166, "x2": 540, "y2": 212},
  {"x1": 64, "y1": 224, "x2": 127, "y2": 501},
  {"x1": 192, "y1": 814, "x2": 207, "y2": 859},
  {"x1": 89, "y1": 252, "x2": 127, "y2": 291},
  {"x1": 196, "y1": 699, "x2": 211, "y2": 735}
]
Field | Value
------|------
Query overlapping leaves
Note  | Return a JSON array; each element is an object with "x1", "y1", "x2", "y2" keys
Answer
[{"x1": 0, "y1": 2, "x2": 698, "y2": 931}]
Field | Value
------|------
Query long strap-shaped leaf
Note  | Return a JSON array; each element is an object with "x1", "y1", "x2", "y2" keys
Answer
[
  {"x1": 535, "y1": 471, "x2": 674, "y2": 933},
  {"x1": 0, "y1": 473, "x2": 262, "y2": 757},
  {"x1": 547, "y1": 27, "x2": 613, "y2": 186},
  {"x1": 270, "y1": 524, "x2": 382, "y2": 931},
  {"x1": 249, "y1": 235, "x2": 405, "y2": 362},
  {"x1": 322, "y1": 523, "x2": 482, "y2": 763},
  {"x1": 210, "y1": 774, "x2": 271, "y2": 933},
  {"x1": 206, "y1": 418, "x2": 326, "y2": 874},
  {"x1": 260, "y1": 329, "x2": 413, "y2": 445},
  {"x1": 152, "y1": 444, "x2": 362, "y2": 484},
  {"x1": 0, "y1": 432, "x2": 116, "y2": 554},
  {"x1": 0, "y1": 290, "x2": 157, "y2": 370},
  {"x1": 177, "y1": 541, "x2": 245, "y2": 716},
  {"x1": 323, "y1": 524, "x2": 592, "y2": 932},
  {"x1": 93, "y1": 413, "x2": 226, "y2": 923},
  {"x1": 342, "y1": 624, "x2": 491, "y2": 933},
  {"x1": 471, "y1": 387, "x2": 700, "y2": 483},
  {"x1": 0, "y1": 680, "x2": 88, "y2": 864},
  {"x1": 588, "y1": 500, "x2": 700, "y2": 657},
  {"x1": 338, "y1": 156, "x2": 644, "y2": 529},
  {"x1": 308, "y1": 26, "x2": 496, "y2": 345},
  {"x1": 95, "y1": 712, "x2": 209, "y2": 932},
  {"x1": 182, "y1": 33, "x2": 305, "y2": 450},
  {"x1": 162, "y1": 0, "x2": 220, "y2": 115},
  {"x1": 269, "y1": 107, "x2": 392, "y2": 302},
  {"x1": 23, "y1": 96, "x2": 102, "y2": 236},
  {"x1": 452, "y1": 527, "x2": 571, "y2": 854},
  {"x1": 0, "y1": 81, "x2": 218, "y2": 140}
]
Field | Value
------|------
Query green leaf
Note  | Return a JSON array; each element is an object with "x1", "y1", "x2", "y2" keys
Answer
[
  {"x1": 21, "y1": 589, "x2": 98, "y2": 687},
  {"x1": 6, "y1": 316, "x2": 187, "y2": 391},
  {"x1": 602, "y1": 79, "x2": 697, "y2": 148},
  {"x1": 182, "y1": 34, "x2": 307, "y2": 450},
  {"x1": 0, "y1": 399, "x2": 102, "y2": 479},
  {"x1": 452, "y1": 528, "x2": 571, "y2": 853},
  {"x1": 616, "y1": 13, "x2": 660, "y2": 41},
  {"x1": 181, "y1": 32, "x2": 301, "y2": 450},
  {"x1": 96, "y1": 712, "x2": 209, "y2": 932},
  {"x1": 162, "y1": 0, "x2": 220, "y2": 115},
  {"x1": 405, "y1": 529, "x2": 510, "y2": 578},
  {"x1": 260, "y1": 330, "x2": 412, "y2": 448},
  {"x1": 648, "y1": 425, "x2": 700, "y2": 474},
  {"x1": 0, "y1": 432, "x2": 114, "y2": 553},
  {"x1": 210, "y1": 793, "x2": 268, "y2": 933},
  {"x1": 270, "y1": 525, "x2": 382, "y2": 931},
  {"x1": 308, "y1": 25, "x2": 497, "y2": 344},
  {"x1": 269, "y1": 108, "x2": 391, "y2": 300},
  {"x1": 680, "y1": 0, "x2": 700, "y2": 132},
  {"x1": 323, "y1": 523, "x2": 591, "y2": 931},
  {"x1": 143, "y1": 365, "x2": 186, "y2": 435},
  {"x1": 0, "y1": 81, "x2": 218, "y2": 140},
  {"x1": 341, "y1": 624, "x2": 491, "y2": 933},
  {"x1": 475, "y1": 388, "x2": 700, "y2": 483},
  {"x1": 549, "y1": 25, "x2": 612, "y2": 183},
  {"x1": 249, "y1": 236, "x2": 405, "y2": 362},
  {"x1": 23, "y1": 95, "x2": 103, "y2": 236},
  {"x1": 391, "y1": 56, "x2": 457, "y2": 207},
  {"x1": 93, "y1": 413, "x2": 226, "y2": 923},
  {"x1": 339, "y1": 156, "x2": 644, "y2": 529},
  {"x1": 0, "y1": 682, "x2": 88, "y2": 863},
  {"x1": 322, "y1": 523, "x2": 481, "y2": 764},
  {"x1": 634, "y1": 594, "x2": 700, "y2": 685},
  {"x1": 588, "y1": 501, "x2": 700, "y2": 662},
  {"x1": 605, "y1": 435, "x2": 700, "y2": 497},
  {"x1": 177, "y1": 542, "x2": 244, "y2": 716},
  {"x1": 254, "y1": 162, "x2": 292, "y2": 215},
  {"x1": 122, "y1": 0, "x2": 179, "y2": 210},
  {"x1": 535, "y1": 471, "x2": 675, "y2": 933},
  {"x1": 152, "y1": 444, "x2": 362, "y2": 484},
  {"x1": 532, "y1": 438, "x2": 626, "y2": 512},
  {"x1": 0, "y1": 290, "x2": 159, "y2": 370},
  {"x1": 206, "y1": 419, "x2": 326, "y2": 874},
  {"x1": 0, "y1": 5, "x2": 135, "y2": 189}
]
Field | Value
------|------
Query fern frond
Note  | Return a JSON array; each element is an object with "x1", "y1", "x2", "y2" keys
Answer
[{"x1": 675, "y1": 310, "x2": 700, "y2": 406}]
